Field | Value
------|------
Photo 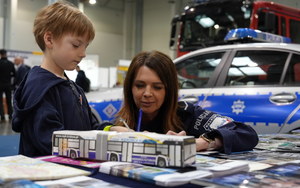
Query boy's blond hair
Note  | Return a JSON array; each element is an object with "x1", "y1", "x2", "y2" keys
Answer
[{"x1": 33, "y1": 1, "x2": 95, "y2": 51}]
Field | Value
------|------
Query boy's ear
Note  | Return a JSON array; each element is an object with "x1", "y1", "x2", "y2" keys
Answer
[{"x1": 44, "y1": 31, "x2": 54, "y2": 48}]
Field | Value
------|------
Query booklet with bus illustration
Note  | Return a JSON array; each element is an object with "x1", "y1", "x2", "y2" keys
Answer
[
  {"x1": 0, "y1": 155, "x2": 90, "y2": 182},
  {"x1": 99, "y1": 161, "x2": 212, "y2": 187}
]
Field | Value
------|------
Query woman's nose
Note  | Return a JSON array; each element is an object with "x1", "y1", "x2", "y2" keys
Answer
[{"x1": 143, "y1": 86, "x2": 153, "y2": 97}]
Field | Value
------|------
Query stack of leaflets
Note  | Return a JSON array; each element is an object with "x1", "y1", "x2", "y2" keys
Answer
[
  {"x1": 205, "y1": 149, "x2": 300, "y2": 165},
  {"x1": 261, "y1": 162, "x2": 300, "y2": 178},
  {"x1": 193, "y1": 155, "x2": 250, "y2": 176},
  {"x1": 191, "y1": 170, "x2": 300, "y2": 187},
  {"x1": 99, "y1": 161, "x2": 212, "y2": 187},
  {"x1": 256, "y1": 134, "x2": 300, "y2": 152},
  {"x1": 191, "y1": 161, "x2": 300, "y2": 187},
  {"x1": 0, "y1": 155, "x2": 90, "y2": 182},
  {"x1": 99, "y1": 155, "x2": 251, "y2": 187}
]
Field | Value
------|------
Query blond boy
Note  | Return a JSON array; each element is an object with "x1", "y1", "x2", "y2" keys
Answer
[{"x1": 12, "y1": 1, "x2": 100, "y2": 157}]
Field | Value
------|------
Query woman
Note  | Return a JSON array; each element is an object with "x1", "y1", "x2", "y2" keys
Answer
[{"x1": 103, "y1": 50, "x2": 258, "y2": 154}]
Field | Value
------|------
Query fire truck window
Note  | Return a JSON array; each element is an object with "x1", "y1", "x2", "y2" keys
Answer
[
  {"x1": 258, "y1": 11, "x2": 278, "y2": 34},
  {"x1": 281, "y1": 18, "x2": 286, "y2": 36},
  {"x1": 290, "y1": 20, "x2": 300, "y2": 43}
]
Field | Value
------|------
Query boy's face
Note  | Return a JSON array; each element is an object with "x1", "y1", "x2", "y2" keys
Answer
[{"x1": 50, "y1": 33, "x2": 90, "y2": 71}]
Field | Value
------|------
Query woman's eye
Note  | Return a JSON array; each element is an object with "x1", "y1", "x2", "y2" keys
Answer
[
  {"x1": 154, "y1": 85, "x2": 164, "y2": 90},
  {"x1": 135, "y1": 84, "x2": 144, "y2": 88},
  {"x1": 154, "y1": 86, "x2": 163, "y2": 90}
]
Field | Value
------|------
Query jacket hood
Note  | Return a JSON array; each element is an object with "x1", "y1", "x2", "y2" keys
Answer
[{"x1": 12, "y1": 66, "x2": 66, "y2": 130}]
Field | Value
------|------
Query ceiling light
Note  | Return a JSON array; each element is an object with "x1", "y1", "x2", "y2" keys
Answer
[{"x1": 89, "y1": 0, "x2": 96, "y2": 5}]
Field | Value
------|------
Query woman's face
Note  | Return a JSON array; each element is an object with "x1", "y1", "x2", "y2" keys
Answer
[{"x1": 132, "y1": 66, "x2": 166, "y2": 120}]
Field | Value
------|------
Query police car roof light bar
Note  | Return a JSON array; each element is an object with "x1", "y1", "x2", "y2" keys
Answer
[{"x1": 224, "y1": 28, "x2": 291, "y2": 43}]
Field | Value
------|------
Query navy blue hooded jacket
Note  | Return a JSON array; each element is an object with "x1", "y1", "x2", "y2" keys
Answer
[{"x1": 12, "y1": 66, "x2": 100, "y2": 157}]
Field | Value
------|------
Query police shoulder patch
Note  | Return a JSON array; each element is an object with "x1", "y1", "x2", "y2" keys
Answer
[{"x1": 209, "y1": 115, "x2": 233, "y2": 129}]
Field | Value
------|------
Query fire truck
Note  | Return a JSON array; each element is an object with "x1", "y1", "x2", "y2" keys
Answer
[{"x1": 170, "y1": 0, "x2": 300, "y2": 57}]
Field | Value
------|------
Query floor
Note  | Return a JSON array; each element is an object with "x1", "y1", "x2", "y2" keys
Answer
[{"x1": 0, "y1": 116, "x2": 20, "y2": 157}]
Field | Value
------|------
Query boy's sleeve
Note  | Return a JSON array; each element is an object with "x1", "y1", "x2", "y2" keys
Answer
[{"x1": 96, "y1": 121, "x2": 115, "y2": 130}]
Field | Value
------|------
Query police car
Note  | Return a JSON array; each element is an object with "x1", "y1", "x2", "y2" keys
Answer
[{"x1": 88, "y1": 29, "x2": 300, "y2": 134}]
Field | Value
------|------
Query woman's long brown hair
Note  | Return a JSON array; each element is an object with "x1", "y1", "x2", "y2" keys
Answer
[{"x1": 115, "y1": 51, "x2": 183, "y2": 133}]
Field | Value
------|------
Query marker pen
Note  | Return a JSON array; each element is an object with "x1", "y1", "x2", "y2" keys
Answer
[{"x1": 137, "y1": 109, "x2": 143, "y2": 132}]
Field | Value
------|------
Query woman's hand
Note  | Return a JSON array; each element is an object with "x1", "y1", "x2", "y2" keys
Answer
[
  {"x1": 196, "y1": 137, "x2": 223, "y2": 152},
  {"x1": 166, "y1": 130, "x2": 187, "y2": 136},
  {"x1": 166, "y1": 130, "x2": 223, "y2": 152},
  {"x1": 196, "y1": 137, "x2": 210, "y2": 151},
  {"x1": 110, "y1": 126, "x2": 134, "y2": 132}
]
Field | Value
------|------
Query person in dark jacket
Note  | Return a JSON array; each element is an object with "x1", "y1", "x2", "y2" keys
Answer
[
  {"x1": 102, "y1": 51, "x2": 259, "y2": 154},
  {"x1": 0, "y1": 49, "x2": 15, "y2": 121},
  {"x1": 12, "y1": 1, "x2": 99, "y2": 157},
  {"x1": 14, "y1": 56, "x2": 31, "y2": 88},
  {"x1": 75, "y1": 65, "x2": 90, "y2": 92}
]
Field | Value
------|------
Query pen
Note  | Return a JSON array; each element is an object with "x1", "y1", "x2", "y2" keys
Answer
[
  {"x1": 137, "y1": 109, "x2": 143, "y2": 132},
  {"x1": 120, "y1": 118, "x2": 130, "y2": 130}
]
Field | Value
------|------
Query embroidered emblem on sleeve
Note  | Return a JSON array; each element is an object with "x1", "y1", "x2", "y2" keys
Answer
[
  {"x1": 194, "y1": 111, "x2": 233, "y2": 131},
  {"x1": 208, "y1": 115, "x2": 233, "y2": 129}
]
